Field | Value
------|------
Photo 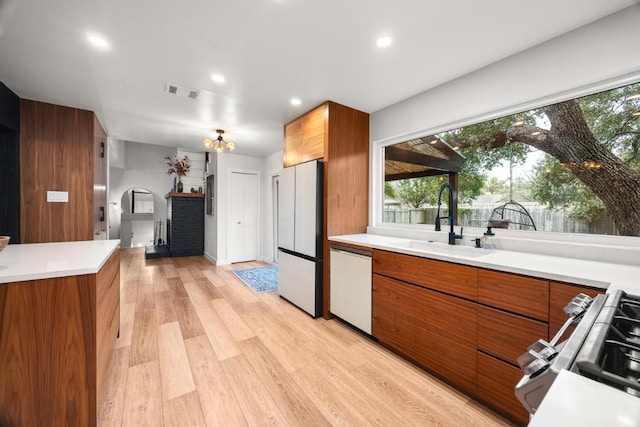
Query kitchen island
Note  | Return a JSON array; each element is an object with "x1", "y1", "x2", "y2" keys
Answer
[
  {"x1": 329, "y1": 233, "x2": 640, "y2": 426},
  {"x1": 0, "y1": 240, "x2": 120, "y2": 427}
]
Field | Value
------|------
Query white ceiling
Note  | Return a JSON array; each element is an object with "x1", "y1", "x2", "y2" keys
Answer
[{"x1": 0, "y1": 0, "x2": 637, "y2": 157}]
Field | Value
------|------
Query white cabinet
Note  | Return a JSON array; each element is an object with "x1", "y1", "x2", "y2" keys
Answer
[{"x1": 330, "y1": 246, "x2": 372, "y2": 334}]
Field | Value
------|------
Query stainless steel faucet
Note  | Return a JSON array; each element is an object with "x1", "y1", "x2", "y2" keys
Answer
[{"x1": 435, "y1": 183, "x2": 463, "y2": 245}]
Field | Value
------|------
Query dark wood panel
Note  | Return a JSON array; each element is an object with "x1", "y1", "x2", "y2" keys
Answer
[
  {"x1": 373, "y1": 273, "x2": 476, "y2": 346},
  {"x1": 20, "y1": 99, "x2": 95, "y2": 243},
  {"x1": 477, "y1": 305, "x2": 548, "y2": 366},
  {"x1": 372, "y1": 249, "x2": 478, "y2": 300},
  {"x1": 478, "y1": 269, "x2": 549, "y2": 321},
  {"x1": 549, "y1": 281, "x2": 601, "y2": 341},
  {"x1": 0, "y1": 274, "x2": 97, "y2": 426},
  {"x1": 477, "y1": 352, "x2": 529, "y2": 426}
]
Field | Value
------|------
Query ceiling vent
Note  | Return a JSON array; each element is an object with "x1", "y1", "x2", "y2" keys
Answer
[{"x1": 164, "y1": 82, "x2": 200, "y2": 100}]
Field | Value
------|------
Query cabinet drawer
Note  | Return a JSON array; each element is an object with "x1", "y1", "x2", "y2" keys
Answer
[
  {"x1": 477, "y1": 352, "x2": 529, "y2": 426},
  {"x1": 372, "y1": 303, "x2": 476, "y2": 395},
  {"x1": 373, "y1": 249, "x2": 477, "y2": 300},
  {"x1": 373, "y1": 274, "x2": 476, "y2": 345},
  {"x1": 549, "y1": 282, "x2": 600, "y2": 340},
  {"x1": 478, "y1": 269, "x2": 549, "y2": 321},
  {"x1": 414, "y1": 328, "x2": 477, "y2": 395},
  {"x1": 477, "y1": 305, "x2": 548, "y2": 366}
]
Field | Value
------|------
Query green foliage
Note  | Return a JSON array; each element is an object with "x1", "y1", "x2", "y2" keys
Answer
[
  {"x1": 529, "y1": 156, "x2": 605, "y2": 222},
  {"x1": 394, "y1": 176, "x2": 441, "y2": 208},
  {"x1": 384, "y1": 181, "x2": 397, "y2": 200}
]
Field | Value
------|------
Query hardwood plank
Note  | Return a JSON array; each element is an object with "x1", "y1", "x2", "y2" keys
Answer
[
  {"x1": 172, "y1": 296, "x2": 206, "y2": 339},
  {"x1": 157, "y1": 322, "x2": 196, "y2": 401},
  {"x1": 177, "y1": 267, "x2": 195, "y2": 283},
  {"x1": 154, "y1": 290, "x2": 178, "y2": 325},
  {"x1": 184, "y1": 335, "x2": 247, "y2": 426},
  {"x1": 135, "y1": 281, "x2": 154, "y2": 313},
  {"x1": 238, "y1": 338, "x2": 330, "y2": 427},
  {"x1": 129, "y1": 308, "x2": 158, "y2": 367},
  {"x1": 202, "y1": 269, "x2": 225, "y2": 288},
  {"x1": 152, "y1": 266, "x2": 169, "y2": 293},
  {"x1": 166, "y1": 277, "x2": 190, "y2": 300},
  {"x1": 162, "y1": 391, "x2": 207, "y2": 427},
  {"x1": 163, "y1": 263, "x2": 178, "y2": 279},
  {"x1": 292, "y1": 365, "x2": 374, "y2": 427},
  {"x1": 211, "y1": 298, "x2": 255, "y2": 342},
  {"x1": 220, "y1": 354, "x2": 290, "y2": 426},
  {"x1": 122, "y1": 361, "x2": 163, "y2": 427},
  {"x1": 183, "y1": 280, "x2": 240, "y2": 360}
]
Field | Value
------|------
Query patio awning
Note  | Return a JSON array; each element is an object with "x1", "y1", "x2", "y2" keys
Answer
[{"x1": 384, "y1": 135, "x2": 466, "y2": 181}]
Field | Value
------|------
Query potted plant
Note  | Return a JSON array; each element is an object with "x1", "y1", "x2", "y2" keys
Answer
[{"x1": 165, "y1": 155, "x2": 191, "y2": 192}]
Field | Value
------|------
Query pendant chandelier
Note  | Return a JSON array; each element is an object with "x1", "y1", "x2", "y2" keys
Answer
[{"x1": 203, "y1": 129, "x2": 236, "y2": 153}]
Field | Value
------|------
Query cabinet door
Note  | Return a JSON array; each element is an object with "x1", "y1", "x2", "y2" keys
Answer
[
  {"x1": 302, "y1": 104, "x2": 326, "y2": 162},
  {"x1": 277, "y1": 166, "x2": 295, "y2": 252},
  {"x1": 284, "y1": 119, "x2": 303, "y2": 167},
  {"x1": 478, "y1": 269, "x2": 549, "y2": 321},
  {"x1": 373, "y1": 249, "x2": 477, "y2": 300},
  {"x1": 549, "y1": 282, "x2": 601, "y2": 340},
  {"x1": 477, "y1": 352, "x2": 530, "y2": 426},
  {"x1": 477, "y1": 305, "x2": 548, "y2": 366}
]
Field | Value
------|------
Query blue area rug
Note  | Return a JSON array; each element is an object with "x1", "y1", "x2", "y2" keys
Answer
[{"x1": 233, "y1": 265, "x2": 278, "y2": 293}]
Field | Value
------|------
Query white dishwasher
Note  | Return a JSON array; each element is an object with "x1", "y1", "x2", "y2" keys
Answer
[{"x1": 330, "y1": 245, "x2": 372, "y2": 334}]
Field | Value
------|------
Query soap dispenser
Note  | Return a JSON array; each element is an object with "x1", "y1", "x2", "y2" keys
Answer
[{"x1": 482, "y1": 226, "x2": 495, "y2": 249}]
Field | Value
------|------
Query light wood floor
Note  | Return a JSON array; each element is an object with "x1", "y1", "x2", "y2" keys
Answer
[{"x1": 98, "y1": 248, "x2": 515, "y2": 426}]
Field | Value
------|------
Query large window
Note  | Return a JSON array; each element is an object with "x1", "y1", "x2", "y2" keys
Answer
[{"x1": 383, "y1": 81, "x2": 640, "y2": 236}]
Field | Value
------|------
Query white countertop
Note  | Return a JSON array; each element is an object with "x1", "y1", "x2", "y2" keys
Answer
[
  {"x1": 0, "y1": 240, "x2": 120, "y2": 283},
  {"x1": 329, "y1": 233, "x2": 640, "y2": 425}
]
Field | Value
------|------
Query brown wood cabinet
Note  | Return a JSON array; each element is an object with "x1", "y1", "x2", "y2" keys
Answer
[
  {"x1": 20, "y1": 99, "x2": 107, "y2": 243},
  {"x1": 478, "y1": 269, "x2": 549, "y2": 321},
  {"x1": 284, "y1": 101, "x2": 369, "y2": 319},
  {"x1": 477, "y1": 305, "x2": 548, "y2": 366},
  {"x1": 0, "y1": 249, "x2": 120, "y2": 426},
  {"x1": 477, "y1": 352, "x2": 530, "y2": 425},
  {"x1": 368, "y1": 248, "x2": 603, "y2": 426},
  {"x1": 373, "y1": 249, "x2": 477, "y2": 300},
  {"x1": 372, "y1": 273, "x2": 477, "y2": 394}
]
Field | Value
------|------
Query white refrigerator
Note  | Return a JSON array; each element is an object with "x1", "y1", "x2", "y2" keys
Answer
[{"x1": 277, "y1": 160, "x2": 323, "y2": 317}]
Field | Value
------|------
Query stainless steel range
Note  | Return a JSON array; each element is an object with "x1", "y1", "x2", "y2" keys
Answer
[{"x1": 515, "y1": 289, "x2": 640, "y2": 414}]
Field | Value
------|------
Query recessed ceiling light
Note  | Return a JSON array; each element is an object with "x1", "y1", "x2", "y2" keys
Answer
[
  {"x1": 211, "y1": 74, "x2": 225, "y2": 84},
  {"x1": 376, "y1": 36, "x2": 392, "y2": 48},
  {"x1": 290, "y1": 98, "x2": 301, "y2": 106},
  {"x1": 87, "y1": 33, "x2": 109, "y2": 49}
]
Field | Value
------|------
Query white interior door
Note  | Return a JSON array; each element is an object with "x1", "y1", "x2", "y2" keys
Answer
[{"x1": 228, "y1": 171, "x2": 259, "y2": 263}]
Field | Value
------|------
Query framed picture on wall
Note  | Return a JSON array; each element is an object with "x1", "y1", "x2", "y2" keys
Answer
[{"x1": 206, "y1": 174, "x2": 214, "y2": 215}]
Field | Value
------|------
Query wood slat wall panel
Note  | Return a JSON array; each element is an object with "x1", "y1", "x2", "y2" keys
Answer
[
  {"x1": 373, "y1": 249, "x2": 478, "y2": 300},
  {"x1": 478, "y1": 269, "x2": 549, "y2": 321}
]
